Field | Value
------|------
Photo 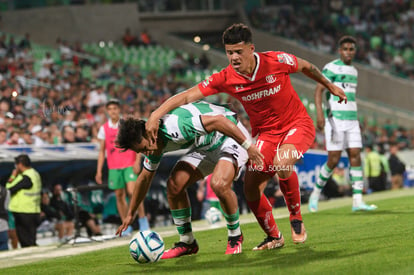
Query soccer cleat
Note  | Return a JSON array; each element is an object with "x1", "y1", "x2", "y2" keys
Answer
[
  {"x1": 352, "y1": 203, "x2": 378, "y2": 212},
  {"x1": 161, "y1": 240, "x2": 199, "y2": 259},
  {"x1": 308, "y1": 196, "x2": 319, "y2": 213},
  {"x1": 253, "y1": 233, "x2": 284, "y2": 251},
  {"x1": 290, "y1": 219, "x2": 307, "y2": 244},
  {"x1": 225, "y1": 234, "x2": 243, "y2": 254}
]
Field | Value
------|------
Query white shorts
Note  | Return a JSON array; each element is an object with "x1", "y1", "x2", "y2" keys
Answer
[
  {"x1": 324, "y1": 118, "x2": 362, "y2": 151},
  {"x1": 179, "y1": 122, "x2": 249, "y2": 180}
]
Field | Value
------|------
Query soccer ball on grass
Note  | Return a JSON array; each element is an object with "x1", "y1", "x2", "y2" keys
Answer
[
  {"x1": 129, "y1": 230, "x2": 164, "y2": 263},
  {"x1": 205, "y1": 207, "x2": 223, "y2": 225}
]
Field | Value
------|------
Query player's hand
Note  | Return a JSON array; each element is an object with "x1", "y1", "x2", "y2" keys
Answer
[
  {"x1": 145, "y1": 115, "x2": 160, "y2": 146},
  {"x1": 247, "y1": 144, "x2": 264, "y2": 167},
  {"x1": 95, "y1": 173, "x2": 102, "y2": 185},
  {"x1": 329, "y1": 85, "x2": 347, "y2": 104},
  {"x1": 11, "y1": 169, "x2": 18, "y2": 177},
  {"x1": 116, "y1": 215, "x2": 134, "y2": 237},
  {"x1": 316, "y1": 114, "x2": 325, "y2": 131}
]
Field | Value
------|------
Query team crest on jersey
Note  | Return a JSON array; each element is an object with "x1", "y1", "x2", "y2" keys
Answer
[
  {"x1": 201, "y1": 76, "x2": 213, "y2": 88},
  {"x1": 266, "y1": 74, "x2": 277, "y2": 83},
  {"x1": 277, "y1": 53, "x2": 295, "y2": 66},
  {"x1": 235, "y1": 85, "x2": 244, "y2": 91}
]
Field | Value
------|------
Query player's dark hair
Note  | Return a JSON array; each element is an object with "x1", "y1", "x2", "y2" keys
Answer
[
  {"x1": 338, "y1": 35, "x2": 356, "y2": 47},
  {"x1": 14, "y1": 154, "x2": 31, "y2": 167},
  {"x1": 116, "y1": 117, "x2": 146, "y2": 152},
  {"x1": 222, "y1": 23, "x2": 252, "y2": 45},
  {"x1": 105, "y1": 99, "x2": 120, "y2": 108}
]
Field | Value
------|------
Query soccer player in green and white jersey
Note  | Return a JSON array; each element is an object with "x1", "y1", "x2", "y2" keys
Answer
[
  {"x1": 115, "y1": 101, "x2": 263, "y2": 257},
  {"x1": 309, "y1": 36, "x2": 377, "y2": 212}
]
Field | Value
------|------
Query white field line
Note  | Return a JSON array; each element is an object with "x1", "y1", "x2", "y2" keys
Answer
[{"x1": 1, "y1": 188, "x2": 413, "y2": 269}]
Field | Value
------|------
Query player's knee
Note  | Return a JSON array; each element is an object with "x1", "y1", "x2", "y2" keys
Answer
[
  {"x1": 210, "y1": 176, "x2": 231, "y2": 197},
  {"x1": 167, "y1": 178, "x2": 185, "y2": 198},
  {"x1": 349, "y1": 154, "x2": 361, "y2": 166},
  {"x1": 115, "y1": 189, "x2": 125, "y2": 199},
  {"x1": 277, "y1": 170, "x2": 291, "y2": 179}
]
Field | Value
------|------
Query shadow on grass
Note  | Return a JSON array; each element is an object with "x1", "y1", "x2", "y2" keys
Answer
[
  {"x1": 121, "y1": 247, "x2": 375, "y2": 274},
  {"x1": 315, "y1": 209, "x2": 413, "y2": 216}
]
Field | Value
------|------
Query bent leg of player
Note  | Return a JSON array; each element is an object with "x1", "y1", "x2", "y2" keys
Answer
[
  {"x1": 210, "y1": 158, "x2": 243, "y2": 254},
  {"x1": 162, "y1": 161, "x2": 203, "y2": 260},
  {"x1": 310, "y1": 120, "x2": 344, "y2": 212},
  {"x1": 276, "y1": 122, "x2": 315, "y2": 244},
  {"x1": 210, "y1": 134, "x2": 249, "y2": 254},
  {"x1": 346, "y1": 130, "x2": 377, "y2": 212},
  {"x1": 309, "y1": 151, "x2": 341, "y2": 213},
  {"x1": 244, "y1": 169, "x2": 284, "y2": 250}
]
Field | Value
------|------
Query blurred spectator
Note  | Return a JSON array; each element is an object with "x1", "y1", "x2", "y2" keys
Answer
[
  {"x1": 87, "y1": 85, "x2": 107, "y2": 109},
  {"x1": 50, "y1": 184, "x2": 75, "y2": 234},
  {"x1": 40, "y1": 190, "x2": 74, "y2": 243},
  {"x1": 122, "y1": 28, "x2": 138, "y2": 47},
  {"x1": 0, "y1": 128, "x2": 7, "y2": 145},
  {"x1": 169, "y1": 53, "x2": 187, "y2": 76},
  {"x1": 248, "y1": 1, "x2": 414, "y2": 79},
  {"x1": 6, "y1": 154, "x2": 42, "y2": 248},
  {"x1": 38, "y1": 52, "x2": 54, "y2": 79},
  {"x1": 62, "y1": 126, "x2": 76, "y2": 143},
  {"x1": 140, "y1": 29, "x2": 153, "y2": 46},
  {"x1": 31, "y1": 125, "x2": 48, "y2": 146},
  {"x1": 5, "y1": 130, "x2": 22, "y2": 145},
  {"x1": 59, "y1": 40, "x2": 72, "y2": 61},
  {"x1": 364, "y1": 145, "x2": 386, "y2": 192},
  {"x1": 74, "y1": 126, "x2": 89, "y2": 142},
  {"x1": 388, "y1": 143, "x2": 406, "y2": 190},
  {"x1": 39, "y1": 191, "x2": 61, "y2": 234},
  {"x1": 18, "y1": 33, "x2": 31, "y2": 50},
  {"x1": 0, "y1": 185, "x2": 9, "y2": 251}
]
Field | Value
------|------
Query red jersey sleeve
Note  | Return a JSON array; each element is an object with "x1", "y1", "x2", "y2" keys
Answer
[
  {"x1": 198, "y1": 71, "x2": 225, "y2": 96},
  {"x1": 273, "y1": 51, "x2": 298, "y2": 74}
]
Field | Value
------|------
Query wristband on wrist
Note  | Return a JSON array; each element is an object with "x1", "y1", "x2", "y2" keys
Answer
[{"x1": 241, "y1": 139, "x2": 252, "y2": 150}]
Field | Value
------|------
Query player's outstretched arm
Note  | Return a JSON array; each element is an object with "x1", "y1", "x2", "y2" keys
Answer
[
  {"x1": 297, "y1": 57, "x2": 347, "y2": 104},
  {"x1": 95, "y1": 139, "x2": 105, "y2": 184},
  {"x1": 314, "y1": 83, "x2": 326, "y2": 131},
  {"x1": 200, "y1": 115, "x2": 264, "y2": 167},
  {"x1": 116, "y1": 168, "x2": 155, "y2": 236},
  {"x1": 146, "y1": 85, "x2": 205, "y2": 145}
]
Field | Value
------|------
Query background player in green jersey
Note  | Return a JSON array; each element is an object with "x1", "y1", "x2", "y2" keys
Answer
[
  {"x1": 116, "y1": 101, "x2": 263, "y2": 257},
  {"x1": 309, "y1": 36, "x2": 377, "y2": 212}
]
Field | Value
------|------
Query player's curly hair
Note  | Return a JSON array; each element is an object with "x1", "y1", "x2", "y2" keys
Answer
[
  {"x1": 222, "y1": 23, "x2": 252, "y2": 45},
  {"x1": 338, "y1": 35, "x2": 357, "y2": 47},
  {"x1": 116, "y1": 117, "x2": 146, "y2": 152}
]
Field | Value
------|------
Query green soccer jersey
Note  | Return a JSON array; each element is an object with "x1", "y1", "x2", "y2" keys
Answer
[
  {"x1": 143, "y1": 101, "x2": 237, "y2": 171},
  {"x1": 323, "y1": 59, "x2": 358, "y2": 121}
]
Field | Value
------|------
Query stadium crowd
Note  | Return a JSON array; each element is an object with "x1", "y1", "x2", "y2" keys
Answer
[
  {"x1": 0, "y1": 31, "x2": 413, "y2": 153},
  {"x1": 248, "y1": 0, "x2": 414, "y2": 79}
]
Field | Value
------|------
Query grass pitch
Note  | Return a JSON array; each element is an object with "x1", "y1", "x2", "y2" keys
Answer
[{"x1": 2, "y1": 190, "x2": 414, "y2": 275}]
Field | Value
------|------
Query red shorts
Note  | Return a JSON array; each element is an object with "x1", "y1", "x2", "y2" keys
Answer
[{"x1": 253, "y1": 119, "x2": 315, "y2": 177}]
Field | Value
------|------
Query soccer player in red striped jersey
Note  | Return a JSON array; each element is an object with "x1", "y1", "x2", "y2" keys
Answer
[{"x1": 146, "y1": 23, "x2": 347, "y2": 250}]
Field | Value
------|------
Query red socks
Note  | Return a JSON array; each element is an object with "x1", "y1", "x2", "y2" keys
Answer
[
  {"x1": 279, "y1": 171, "x2": 302, "y2": 221},
  {"x1": 247, "y1": 193, "x2": 280, "y2": 238}
]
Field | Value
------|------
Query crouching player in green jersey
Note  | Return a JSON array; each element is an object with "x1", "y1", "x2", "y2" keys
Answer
[{"x1": 116, "y1": 101, "x2": 263, "y2": 258}]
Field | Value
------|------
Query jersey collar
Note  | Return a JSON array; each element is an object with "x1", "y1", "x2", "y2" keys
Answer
[
  {"x1": 236, "y1": 52, "x2": 260, "y2": 81},
  {"x1": 108, "y1": 119, "x2": 119, "y2": 128}
]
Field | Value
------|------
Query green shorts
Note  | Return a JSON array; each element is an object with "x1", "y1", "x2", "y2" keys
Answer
[
  {"x1": 108, "y1": 166, "x2": 137, "y2": 190},
  {"x1": 8, "y1": 211, "x2": 15, "y2": 230}
]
